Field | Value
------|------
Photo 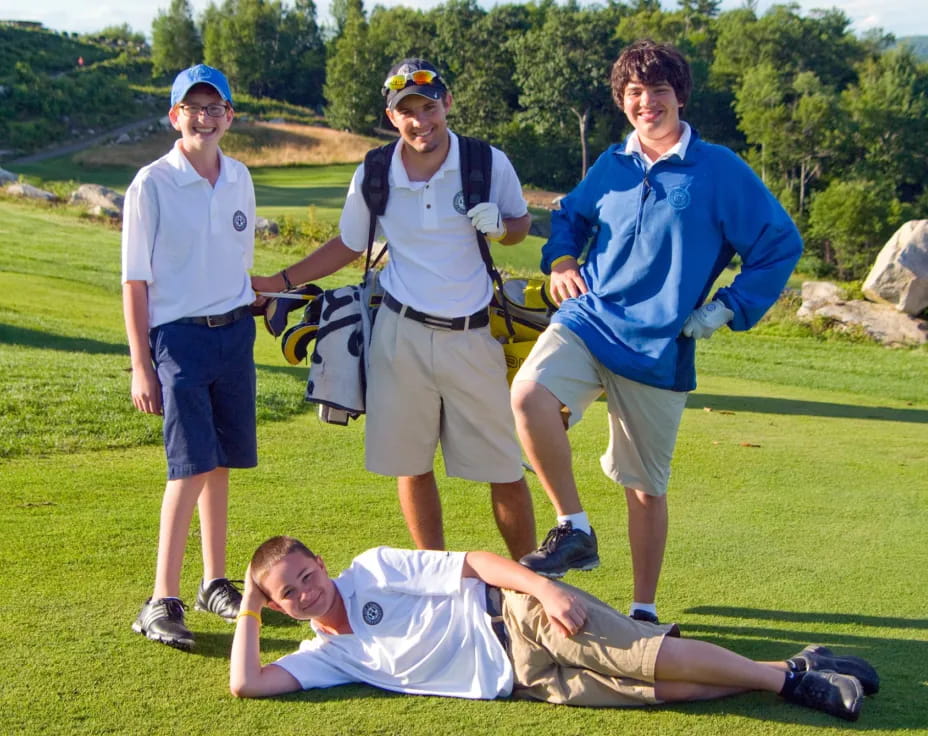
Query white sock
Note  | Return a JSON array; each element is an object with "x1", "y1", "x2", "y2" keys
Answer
[
  {"x1": 557, "y1": 512, "x2": 591, "y2": 535},
  {"x1": 630, "y1": 601, "x2": 657, "y2": 617}
]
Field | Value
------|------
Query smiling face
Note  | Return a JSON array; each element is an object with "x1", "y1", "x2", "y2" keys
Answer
[
  {"x1": 385, "y1": 92, "x2": 452, "y2": 156},
  {"x1": 622, "y1": 77, "x2": 683, "y2": 156},
  {"x1": 261, "y1": 550, "x2": 337, "y2": 621},
  {"x1": 168, "y1": 83, "x2": 233, "y2": 155}
]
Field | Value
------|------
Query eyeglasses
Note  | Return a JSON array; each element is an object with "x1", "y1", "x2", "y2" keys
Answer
[
  {"x1": 383, "y1": 69, "x2": 441, "y2": 92},
  {"x1": 177, "y1": 103, "x2": 230, "y2": 118}
]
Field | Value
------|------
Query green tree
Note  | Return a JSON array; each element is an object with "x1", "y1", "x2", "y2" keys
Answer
[
  {"x1": 807, "y1": 180, "x2": 909, "y2": 279},
  {"x1": 324, "y1": 0, "x2": 381, "y2": 132},
  {"x1": 151, "y1": 0, "x2": 203, "y2": 77},
  {"x1": 511, "y1": 3, "x2": 621, "y2": 179}
]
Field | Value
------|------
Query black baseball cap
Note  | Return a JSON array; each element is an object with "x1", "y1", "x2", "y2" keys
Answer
[{"x1": 383, "y1": 59, "x2": 448, "y2": 110}]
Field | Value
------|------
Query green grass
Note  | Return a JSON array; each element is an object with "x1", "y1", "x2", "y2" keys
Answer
[{"x1": 2, "y1": 196, "x2": 927, "y2": 735}]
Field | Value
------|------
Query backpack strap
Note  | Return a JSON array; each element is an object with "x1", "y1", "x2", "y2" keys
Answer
[
  {"x1": 361, "y1": 141, "x2": 395, "y2": 278},
  {"x1": 459, "y1": 135, "x2": 514, "y2": 337}
]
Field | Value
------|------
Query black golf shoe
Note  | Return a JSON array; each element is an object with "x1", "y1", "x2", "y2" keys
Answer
[
  {"x1": 788, "y1": 645, "x2": 879, "y2": 695},
  {"x1": 194, "y1": 578, "x2": 243, "y2": 623},
  {"x1": 519, "y1": 522, "x2": 599, "y2": 578},
  {"x1": 782, "y1": 670, "x2": 864, "y2": 721},
  {"x1": 132, "y1": 597, "x2": 194, "y2": 651},
  {"x1": 630, "y1": 609, "x2": 660, "y2": 625}
]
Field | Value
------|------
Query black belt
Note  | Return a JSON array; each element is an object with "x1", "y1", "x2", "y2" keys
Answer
[
  {"x1": 485, "y1": 585, "x2": 510, "y2": 653},
  {"x1": 383, "y1": 292, "x2": 489, "y2": 330},
  {"x1": 171, "y1": 305, "x2": 251, "y2": 328}
]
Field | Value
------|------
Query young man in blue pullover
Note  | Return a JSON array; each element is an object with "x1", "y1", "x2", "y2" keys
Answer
[{"x1": 511, "y1": 40, "x2": 803, "y2": 623}]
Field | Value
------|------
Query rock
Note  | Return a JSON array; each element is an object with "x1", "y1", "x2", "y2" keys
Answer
[
  {"x1": 862, "y1": 220, "x2": 928, "y2": 316},
  {"x1": 796, "y1": 281, "x2": 844, "y2": 319},
  {"x1": 115, "y1": 133, "x2": 132, "y2": 144},
  {"x1": 5, "y1": 182, "x2": 57, "y2": 201},
  {"x1": 0, "y1": 167, "x2": 17, "y2": 184},
  {"x1": 255, "y1": 216, "x2": 279, "y2": 237},
  {"x1": 798, "y1": 281, "x2": 927, "y2": 346},
  {"x1": 88, "y1": 204, "x2": 121, "y2": 219},
  {"x1": 69, "y1": 183, "x2": 124, "y2": 214}
]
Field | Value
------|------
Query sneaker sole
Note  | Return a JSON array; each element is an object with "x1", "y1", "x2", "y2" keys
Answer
[
  {"x1": 132, "y1": 621, "x2": 194, "y2": 651},
  {"x1": 193, "y1": 602, "x2": 237, "y2": 623},
  {"x1": 530, "y1": 557, "x2": 601, "y2": 579}
]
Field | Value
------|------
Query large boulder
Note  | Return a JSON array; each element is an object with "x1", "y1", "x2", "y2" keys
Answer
[
  {"x1": 0, "y1": 167, "x2": 17, "y2": 184},
  {"x1": 69, "y1": 183, "x2": 124, "y2": 215},
  {"x1": 862, "y1": 220, "x2": 928, "y2": 316},
  {"x1": 5, "y1": 182, "x2": 57, "y2": 201},
  {"x1": 255, "y1": 216, "x2": 279, "y2": 237},
  {"x1": 798, "y1": 280, "x2": 927, "y2": 346}
]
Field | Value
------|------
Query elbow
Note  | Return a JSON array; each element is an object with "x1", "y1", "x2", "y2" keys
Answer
[{"x1": 229, "y1": 679, "x2": 257, "y2": 699}]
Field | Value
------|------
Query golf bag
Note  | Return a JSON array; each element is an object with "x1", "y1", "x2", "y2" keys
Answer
[{"x1": 489, "y1": 277, "x2": 556, "y2": 384}]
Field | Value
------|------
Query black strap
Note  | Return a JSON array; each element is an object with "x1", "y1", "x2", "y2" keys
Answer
[
  {"x1": 460, "y1": 136, "x2": 514, "y2": 338},
  {"x1": 362, "y1": 142, "x2": 395, "y2": 281}
]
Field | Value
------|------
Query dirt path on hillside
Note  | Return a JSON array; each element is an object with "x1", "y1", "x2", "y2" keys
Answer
[{"x1": 3, "y1": 116, "x2": 163, "y2": 166}]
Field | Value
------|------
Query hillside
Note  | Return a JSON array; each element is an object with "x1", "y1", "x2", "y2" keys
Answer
[{"x1": 895, "y1": 35, "x2": 928, "y2": 60}]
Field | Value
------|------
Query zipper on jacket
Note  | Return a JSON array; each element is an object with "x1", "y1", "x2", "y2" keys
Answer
[{"x1": 636, "y1": 174, "x2": 651, "y2": 235}]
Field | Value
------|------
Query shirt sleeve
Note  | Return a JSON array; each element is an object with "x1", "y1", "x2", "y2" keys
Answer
[
  {"x1": 712, "y1": 152, "x2": 803, "y2": 331},
  {"x1": 489, "y1": 148, "x2": 528, "y2": 219},
  {"x1": 273, "y1": 638, "x2": 360, "y2": 691},
  {"x1": 338, "y1": 164, "x2": 375, "y2": 253},
  {"x1": 121, "y1": 172, "x2": 157, "y2": 284}
]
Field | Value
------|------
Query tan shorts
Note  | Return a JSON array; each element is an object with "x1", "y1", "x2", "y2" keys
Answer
[
  {"x1": 513, "y1": 323, "x2": 687, "y2": 495},
  {"x1": 501, "y1": 582, "x2": 675, "y2": 706},
  {"x1": 365, "y1": 306, "x2": 523, "y2": 482}
]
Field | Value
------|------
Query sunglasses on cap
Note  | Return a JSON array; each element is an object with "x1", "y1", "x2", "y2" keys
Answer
[{"x1": 383, "y1": 69, "x2": 443, "y2": 93}]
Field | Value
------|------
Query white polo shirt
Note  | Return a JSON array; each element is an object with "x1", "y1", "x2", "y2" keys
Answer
[
  {"x1": 339, "y1": 132, "x2": 528, "y2": 317},
  {"x1": 274, "y1": 547, "x2": 513, "y2": 699},
  {"x1": 121, "y1": 140, "x2": 256, "y2": 328}
]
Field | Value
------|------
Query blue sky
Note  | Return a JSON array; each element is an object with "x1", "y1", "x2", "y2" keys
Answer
[{"x1": 0, "y1": 0, "x2": 925, "y2": 39}]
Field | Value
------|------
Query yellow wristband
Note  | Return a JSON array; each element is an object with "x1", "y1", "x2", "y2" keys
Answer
[
  {"x1": 487, "y1": 226, "x2": 508, "y2": 243},
  {"x1": 550, "y1": 255, "x2": 575, "y2": 268},
  {"x1": 236, "y1": 609, "x2": 262, "y2": 625}
]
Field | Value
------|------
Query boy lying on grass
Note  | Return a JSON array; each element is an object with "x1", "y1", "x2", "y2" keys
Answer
[{"x1": 230, "y1": 537, "x2": 878, "y2": 722}]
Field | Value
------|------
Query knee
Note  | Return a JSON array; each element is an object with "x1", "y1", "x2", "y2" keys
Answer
[{"x1": 510, "y1": 380, "x2": 555, "y2": 418}]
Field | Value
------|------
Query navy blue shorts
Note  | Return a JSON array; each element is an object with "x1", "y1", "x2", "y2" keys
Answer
[{"x1": 150, "y1": 315, "x2": 257, "y2": 480}]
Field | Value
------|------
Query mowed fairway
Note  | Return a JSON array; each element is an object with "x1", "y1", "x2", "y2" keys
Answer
[{"x1": 1, "y1": 195, "x2": 926, "y2": 735}]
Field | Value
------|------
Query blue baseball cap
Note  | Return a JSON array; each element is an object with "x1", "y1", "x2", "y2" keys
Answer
[{"x1": 170, "y1": 64, "x2": 234, "y2": 108}]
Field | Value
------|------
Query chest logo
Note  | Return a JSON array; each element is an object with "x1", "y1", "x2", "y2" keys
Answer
[
  {"x1": 667, "y1": 186, "x2": 691, "y2": 210},
  {"x1": 362, "y1": 601, "x2": 383, "y2": 625},
  {"x1": 453, "y1": 191, "x2": 467, "y2": 215},
  {"x1": 232, "y1": 210, "x2": 248, "y2": 231}
]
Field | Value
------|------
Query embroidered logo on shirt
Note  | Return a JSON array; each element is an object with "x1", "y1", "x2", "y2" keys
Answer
[
  {"x1": 362, "y1": 601, "x2": 383, "y2": 625},
  {"x1": 232, "y1": 210, "x2": 248, "y2": 231},
  {"x1": 667, "y1": 186, "x2": 691, "y2": 210},
  {"x1": 453, "y1": 190, "x2": 467, "y2": 214}
]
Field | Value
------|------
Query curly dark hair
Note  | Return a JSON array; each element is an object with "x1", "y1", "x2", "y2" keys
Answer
[{"x1": 611, "y1": 39, "x2": 692, "y2": 110}]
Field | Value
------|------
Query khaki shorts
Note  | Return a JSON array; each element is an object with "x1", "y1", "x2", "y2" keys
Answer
[
  {"x1": 501, "y1": 582, "x2": 675, "y2": 706},
  {"x1": 513, "y1": 323, "x2": 687, "y2": 495},
  {"x1": 365, "y1": 307, "x2": 523, "y2": 482}
]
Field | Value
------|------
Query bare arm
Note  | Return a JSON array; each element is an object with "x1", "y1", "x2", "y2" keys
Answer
[
  {"x1": 498, "y1": 212, "x2": 532, "y2": 245},
  {"x1": 229, "y1": 569, "x2": 302, "y2": 698},
  {"x1": 462, "y1": 550, "x2": 587, "y2": 636},
  {"x1": 122, "y1": 280, "x2": 162, "y2": 415},
  {"x1": 251, "y1": 236, "x2": 361, "y2": 294}
]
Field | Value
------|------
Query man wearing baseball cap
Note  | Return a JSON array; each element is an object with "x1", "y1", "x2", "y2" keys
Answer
[
  {"x1": 252, "y1": 58, "x2": 536, "y2": 561},
  {"x1": 123, "y1": 63, "x2": 258, "y2": 650}
]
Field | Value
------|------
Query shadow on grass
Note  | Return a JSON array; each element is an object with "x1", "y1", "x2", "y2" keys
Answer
[
  {"x1": 679, "y1": 607, "x2": 928, "y2": 730},
  {"x1": 690, "y1": 392, "x2": 928, "y2": 424},
  {"x1": 0, "y1": 322, "x2": 127, "y2": 355}
]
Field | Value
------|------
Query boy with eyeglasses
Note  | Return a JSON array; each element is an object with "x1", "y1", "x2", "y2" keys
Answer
[
  {"x1": 251, "y1": 59, "x2": 536, "y2": 562},
  {"x1": 511, "y1": 40, "x2": 803, "y2": 623},
  {"x1": 122, "y1": 64, "x2": 258, "y2": 650},
  {"x1": 227, "y1": 535, "x2": 876, "y2": 723}
]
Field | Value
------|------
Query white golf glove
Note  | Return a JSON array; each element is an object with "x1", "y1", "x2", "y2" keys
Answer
[
  {"x1": 682, "y1": 300, "x2": 734, "y2": 339},
  {"x1": 467, "y1": 202, "x2": 506, "y2": 240}
]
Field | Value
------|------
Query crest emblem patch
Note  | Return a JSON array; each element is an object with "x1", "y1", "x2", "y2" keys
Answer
[
  {"x1": 667, "y1": 186, "x2": 691, "y2": 210},
  {"x1": 232, "y1": 210, "x2": 248, "y2": 231},
  {"x1": 362, "y1": 601, "x2": 383, "y2": 625},
  {"x1": 453, "y1": 191, "x2": 467, "y2": 215}
]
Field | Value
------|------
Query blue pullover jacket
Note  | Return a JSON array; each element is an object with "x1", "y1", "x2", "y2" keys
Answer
[{"x1": 542, "y1": 129, "x2": 803, "y2": 392}]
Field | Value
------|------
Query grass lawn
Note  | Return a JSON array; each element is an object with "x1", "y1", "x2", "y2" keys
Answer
[{"x1": 1, "y1": 198, "x2": 926, "y2": 735}]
